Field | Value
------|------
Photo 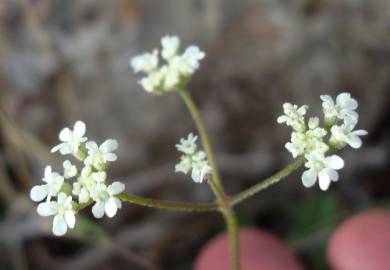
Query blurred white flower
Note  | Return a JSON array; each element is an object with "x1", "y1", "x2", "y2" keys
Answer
[
  {"x1": 91, "y1": 182, "x2": 125, "y2": 218},
  {"x1": 30, "y1": 166, "x2": 64, "y2": 202},
  {"x1": 51, "y1": 121, "x2": 88, "y2": 155},
  {"x1": 131, "y1": 35, "x2": 205, "y2": 94},
  {"x1": 85, "y1": 139, "x2": 118, "y2": 168},
  {"x1": 175, "y1": 134, "x2": 211, "y2": 183},
  {"x1": 175, "y1": 155, "x2": 192, "y2": 174},
  {"x1": 321, "y1": 93, "x2": 358, "y2": 125},
  {"x1": 161, "y1": 35, "x2": 180, "y2": 60},
  {"x1": 37, "y1": 192, "x2": 75, "y2": 236},
  {"x1": 302, "y1": 153, "x2": 344, "y2": 191},
  {"x1": 131, "y1": 50, "x2": 159, "y2": 73},
  {"x1": 176, "y1": 133, "x2": 198, "y2": 155},
  {"x1": 277, "y1": 103, "x2": 308, "y2": 132},
  {"x1": 63, "y1": 160, "x2": 77, "y2": 179},
  {"x1": 191, "y1": 159, "x2": 212, "y2": 183},
  {"x1": 331, "y1": 124, "x2": 368, "y2": 149}
]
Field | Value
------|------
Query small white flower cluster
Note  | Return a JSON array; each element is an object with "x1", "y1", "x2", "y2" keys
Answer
[
  {"x1": 278, "y1": 93, "x2": 367, "y2": 191},
  {"x1": 131, "y1": 35, "x2": 205, "y2": 94},
  {"x1": 30, "y1": 121, "x2": 125, "y2": 236},
  {"x1": 175, "y1": 133, "x2": 212, "y2": 183}
]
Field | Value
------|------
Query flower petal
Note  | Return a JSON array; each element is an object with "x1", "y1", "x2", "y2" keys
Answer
[
  {"x1": 64, "y1": 211, "x2": 76, "y2": 229},
  {"x1": 100, "y1": 139, "x2": 118, "y2": 153},
  {"x1": 107, "y1": 182, "x2": 125, "y2": 195},
  {"x1": 104, "y1": 153, "x2": 117, "y2": 162},
  {"x1": 347, "y1": 134, "x2": 363, "y2": 149},
  {"x1": 326, "y1": 155, "x2": 344, "y2": 170},
  {"x1": 337, "y1": 93, "x2": 358, "y2": 110},
  {"x1": 301, "y1": 169, "x2": 317, "y2": 188},
  {"x1": 59, "y1": 128, "x2": 71, "y2": 142},
  {"x1": 105, "y1": 197, "x2": 121, "y2": 218},
  {"x1": 86, "y1": 141, "x2": 98, "y2": 151},
  {"x1": 53, "y1": 215, "x2": 68, "y2": 236},
  {"x1": 318, "y1": 171, "x2": 331, "y2": 191},
  {"x1": 74, "y1": 121, "x2": 86, "y2": 137},
  {"x1": 37, "y1": 202, "x2": 58, "y2": 216},
  {"x1": 92, "y1": 202, "x2": 105, "y2": 219},
  {"x1": 30, "y1": 185, "x2": 47, "y2": 202}
]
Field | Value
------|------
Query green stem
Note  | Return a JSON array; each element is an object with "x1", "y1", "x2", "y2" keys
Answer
[
  {"x1": 117, "y1": 193, "x2": 219, "y2": 212},
  {"x1": 178, "y1": 88, "x2": 227, "y2": 205},
  {"x1": 178, "y1": 87, "x2": 239, "y2": 269},
  {"x1": 230, "y1": 156, "x2": 305, "y2": 207},
  {"x1": 222, "y1": 209, "x2": 240, "y2": 270}
]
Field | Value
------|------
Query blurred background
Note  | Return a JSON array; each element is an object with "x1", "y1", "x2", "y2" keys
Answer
[{"x1": 0, "y1": 0, "x2": 389, "y2": 269}]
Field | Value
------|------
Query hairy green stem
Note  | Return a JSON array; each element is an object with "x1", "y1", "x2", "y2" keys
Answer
[
  {"x1": 117, "y1": 193, "x2": 219, "y2": 212},
  {"x1": 230, "y1": 156, "x2": 305, "y2": 207},
  {"x1": 222, "y1": 209, "x2": 240, "y2": 270}
]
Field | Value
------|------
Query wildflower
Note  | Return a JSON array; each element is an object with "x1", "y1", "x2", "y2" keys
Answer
[
  {"x1": 91, "y1": 182, "x2": 125, "y2": 218},
  {"x1": 302, "y1": 152, "x2": 344, "y2": 191},
  {"x1": 175, "y1": 134, "x2": 211, "y2": 183},
  {"x1": 277, "y1": 103, "x2": 308, "y2": 132},
  {"x1": 30, "y1": 166, "x2": 64, "y2": 202},
  {"x1": 191, "y1": 159, "x2": 212, "y2": 183},
  {"x1": 63, "y1": 160, "x2": 77, "y2": 179},
  {"x1": 51, "y1": 121, "x2": 88, "y2": 155},
  {"x1": 320, "y1": 93, "x2": 358, "y2": 126},
  {"x1": 85, "y1": 139, "x2": 118, "y2": 169},
  {"x1": 161, "y1": 35, "x2": 180, "y2": 60},
  {"x1": 285, "y1": 117, "x2": 328, "y2": 158},
  {"x1": 176, "y1": 133, "x2": 198, "y2": 155},
  {"x1": 131, "y1": 50, "x2": 159, "y2": 73},
  {"x1": 37, "y1": 192, "x2": 75, "y2": 236},
  {"x1": 330, "y1": 124, "x2": 368, "y2": 149},
  {"x1": 131, "y1": 35, "x2": 205, "y2": 94}
]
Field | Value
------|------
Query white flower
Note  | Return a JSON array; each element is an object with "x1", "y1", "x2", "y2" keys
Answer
[
  {"x1": 161, "y1": 35, "x2": 180, "y2": 60},
  {"x1": 85, "y1": 139, "x2": 118, "y2": 168},
  {"x1": 30, "y1": 166, "x2": 64, "y2": 202},
  {"x1": 91, "y1": 182, "x2": 125, "y2": 218},
  {"x1": 131, "y1": 35, "x2": 205, "y2": 94},
  {"x1": 277, "y1": 103, "x2": 308, "y2": 132},
  {"x1": 302, "y1": 153, "x2": 344, "y2": 191},
  {"x1": 51, "y1": 121, "x2": 88, "y2": 155},
  {"x1": 37, "y1": 192, "x2": 75, "y2": 236},
  {"x1": 175, "y1": 155, "x2": 192, "y2": 174},
  {"x1": 331, "y1": 124, "x2": 368, "y2": 149},
  {"x1": 320, "y1": 92, "x2": 358, "y2": 125},
  {"x1": 131, "y1": 50, "x2": 159, "y2": 73},
  {"x1": 285, "y1": 117, "x2": 328, "y2": 158},
  {"x1": 171, "y1": 46, "x2": 205, "y2": 75},
  {"x1": 139, "y1": 69, "x2": 165, "y2": 93},
  {"x1": 63, "y1": 160, "x2": 77, "y2": 179},
  {"x1": 191, "y1": 159, "x2": 212, "y2": 183},
  {"x1": 176, "y1": 133, "x2": 198, "y2": 155}
]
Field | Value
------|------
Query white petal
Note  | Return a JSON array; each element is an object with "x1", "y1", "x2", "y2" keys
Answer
[
  {"x1": 347, "y1": 134, "x2": 362, "y2": 149},
  {"x1": 322, "y1": 168, "x2": 339, "y2": 182},
  {"x1": 50, "y1": 144, "x2": 62, "y2": 153},
  {"x1": 318, "y1": 171, "x2": 331, "y2": 191},
  {"x1": 86, "y1": 141, "x2": 98, "y2": 150},
  {"x1": 37, "y1": 202, "x2": 57, "y2": 216},
  {"x1": 352, "y1": 129, "x2": 368, "y2": 136},
  {"x1": 57, "y1": 192, "x2": 67, "y2": 204},
  {"x1": 74, "y1": 121, "x2": 86, "y2": 137},
  {"x1": 337, "y1": 93, "x2": 358, "y2": 110},
  {"x1": 326, "y1": 155, "x2": 344, "y2": 170},
  {"x1": 301, "y1": 169, "x2": 317, "y2": 188},
  {"x1": 30, "y1": 185, "x2": 47, "y2": 202},
  {"x1": 100, "y1": 139, "x2": 118, "y2": 153},
  {"x1": 105, "y1": 197, "x2": 121, "y2": 218},
  {"x1": 92, "y1": 202, "x2": 105, "y2": 219},
  {"x1": 64, "y1": 211, "x2": 76, "y2": 228},
  {"x1": 53, "y1": 215, "x2": 68, "y2": 236},
  {"x1": 320, "y1": 95, "x2": 334, "y2": 105},
  {"x1": 107, "y1": 182, "x2": 125, "y2": 195},
  {"x1": 58, "y1": 144, "x2": 73, "y2": 155},
  {"x1": 104, "y1": 153, "x2": 117, "y2": 162},
  {"x1": 59, "y1": 128, "x2": 71, "y2": 142}
]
